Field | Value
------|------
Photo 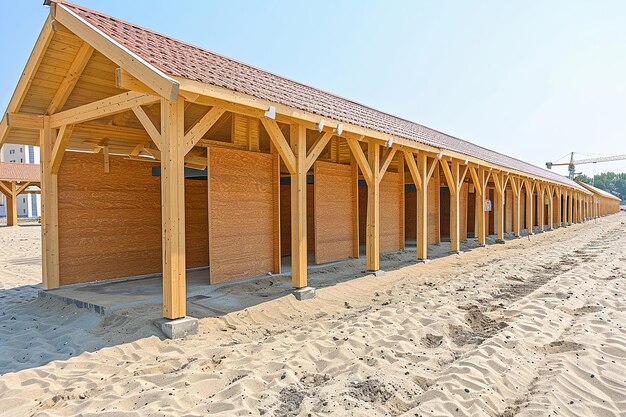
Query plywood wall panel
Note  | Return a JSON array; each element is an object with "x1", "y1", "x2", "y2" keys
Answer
[
  {"x1": 314, "y1": 161, "x2": 356, "y2": 264},
  {"x1": 380, "y1": 171, "x2": 403, "y2": 253},
  {"x1": 58, "y1": 153, "x2": 161, "y2": 285},
  {"x1": 209, "y1": 147, "x2": 274, "y2": 284},
  {"x1": 57, "y1": 152, "x2": 209, "y2": 285}
]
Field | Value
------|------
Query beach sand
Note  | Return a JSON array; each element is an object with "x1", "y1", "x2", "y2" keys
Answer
[{"x1": 0, "y1": 213, "x2": 625, "y2": 416}]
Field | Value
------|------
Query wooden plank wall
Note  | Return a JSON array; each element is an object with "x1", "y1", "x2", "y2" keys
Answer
[
  {"x1": 313, "y1": 161, "x2": 356, "y2": 263},
  {"x1": 57, "y1": 152, "x2": 208, "y2": 285},
  {"x1": 208, "y1": 147, "x2": 275, "y2": 284},
  {"x1": 380, "y1": 172, "x2": 403, "y2": 253}
]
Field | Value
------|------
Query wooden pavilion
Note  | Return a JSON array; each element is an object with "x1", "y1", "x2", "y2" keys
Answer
[
  {"x1": 0, "y1": 162, "x2": 41, "y2": 225},
  {"x1": 0, "y1": 1, "x2": 617, "y2": 325}
]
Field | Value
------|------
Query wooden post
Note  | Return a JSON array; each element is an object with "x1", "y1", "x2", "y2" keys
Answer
[
  {"x1": 556, "y1": 188, "x2": 562, "y2": 227},
  {"x1": 547, "y1": 186, "x2": 554, "y2": 230},
  {"x1": 469, "y1": 167, "x2": 489, "y2": 246},
  {"x1": 6, "y1": 182, "x2": 17, "y2": 226},
  {"x1": 568, "y1": 191, "x2": 573, "y2": 225},
  {"x1": 537, "y1": 183, "x2": 546, "y2": 233},
  {"x1": 440, "y1": 159, "x2": 467, "y2": 253},
  {"x1": 492, "y1": 172, "x2": 508, "y2": 242},
  {"x1": 511, "y1": 177, "x2": 521, "y2": 237},
  {"x1": 161, "y1": 99, "x2": 187, "y2": 319},
  {"x1": 416, "y1": 155, "x2": 428, "y2": 260},
  {"x1": 290, "y1": 124, "x2": 308, "y2": 286},
  {"x1": 524, "y1": 180, "x2": 534, "y2": 234},
  {"x1": 40, "y1": 116, "x2": 60, "y2": 289},
  {"x1": 366, "y1": 142, "x2": 381, "y2": 271}
]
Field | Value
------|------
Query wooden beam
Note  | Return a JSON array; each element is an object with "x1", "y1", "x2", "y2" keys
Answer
[
  {"x1": 47, "y1": 42, "x2": 94, "y2": 114},
  {"x1": 15, "y1": 182, "x2": 32, "y2": 195},
  {"x1": 290, "y1": 124, "x2": 308, "y2": 288},
  {"x1": 378, "y1": 147, "x2": 397, "y2": 180},
  {"x1": 0, "y1": 181, "x2": 11, "y2": 196},
  {"x1": 403, "y1": 151, "x2": 422, "y2": 191},
  {"x1": 160, "y1": 99, "x2": 186, "y2": 319},
  {"x1": 468, "y1": 166, "x2": 482, "y2": 197},
  {"x1": 439, "y1": 160, "x2": 456, "y2": 195},
  {"x1": 346, "y1": 137, "x2": 373, "y2": 186},
  {"x1": 366, "y1": 142, "x2": 381, "y2": 271},
  {"x1": 260, "y1": 119, "x2": 296, "y2": 174},
  {"x1": 103, "y1": 145, "x2": 110, "y2": 173},
  {"x1": 305, "y1": 131, "x2": 333, "y2": 171},
  {"x1": 184, "y1": 106, "x2": 226, "y2": 154},
  {"x1": 5, "y1": 182, "x2": 17, "y2": 226},
  {"x1": 6, "y1": 113, "x2": 44, "y2": 130},
  {"x1": 132, "y1": 105, "x2": 162, "y2": 150},
  {"x1": 50, "y1": 92, "x2": 159, "y2": 128},
  {"x1": 54, "y1": 4, "x2": 179, "y2": 101},
  {"x1": 0, "y1": 16, "x2": 54, "y2": 147},
  {"x1": 50, "y1": 124, "x2": 74, "y2": 174},
  {"x1": 116, "y1": 67, "x2": 156, "y2": 95}
]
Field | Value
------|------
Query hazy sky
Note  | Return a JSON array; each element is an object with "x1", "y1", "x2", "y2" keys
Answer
[{"x1": 2, "y1": 1, "x2": 625, "y2": 176}]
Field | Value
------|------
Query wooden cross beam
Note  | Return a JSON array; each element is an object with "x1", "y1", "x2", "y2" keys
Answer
[
  {"x1": 50, "y1": 91, "x2": 160, "y2": 128},
  {"x1": 50, "y1": 124, "x2": 75, "y2": 174},
  {"x1": 346, "y1": 137, "x2": 373, "y2": 186},
  {"x1": 305, "y1": 131, "x2": 333, "y2": 171}
]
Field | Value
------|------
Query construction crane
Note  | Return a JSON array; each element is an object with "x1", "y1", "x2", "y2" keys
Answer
[{"x1": 546, "y1": 152, "x2": 626, "y2": 179}]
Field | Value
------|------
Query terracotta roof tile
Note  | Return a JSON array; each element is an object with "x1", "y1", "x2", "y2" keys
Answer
[
  {"x1": 0, "y1": 162, "x2": 40, "y2": 182},
  {"x1": 57, "y1": 1, "x2": 587, "y2": 192}
]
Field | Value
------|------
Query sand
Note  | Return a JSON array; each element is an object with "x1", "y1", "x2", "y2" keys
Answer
[{"x1": 0, "y1": 214, "x2": 625, "y2": 416}]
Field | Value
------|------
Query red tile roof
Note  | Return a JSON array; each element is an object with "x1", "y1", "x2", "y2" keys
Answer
[
  {"x1": 576, "y1": 181, "x2": 621, "y2": 201},
  {"x1": 0, "y1": 162, "x2": 40, "y2": 182},
  {"x1": 55, "y1": 1, "x2": 588, "y2": 192}
]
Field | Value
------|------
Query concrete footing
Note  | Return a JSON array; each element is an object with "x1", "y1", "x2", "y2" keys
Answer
[
  {"x1": 368, "y1": 270, "x2": 386, "y2": 277},
  {"x1": 416, "y1": 259, "x2": 431, "y2": 264},
  {"x1": 154, "y1": 316, "x2": 199, "y2": 339},
  {"x1": 495, "y1": 239, "x2": 505, "y2": 244},
  {"x1": 293, "y1": 286, "x2": 316, "y2": 301}
]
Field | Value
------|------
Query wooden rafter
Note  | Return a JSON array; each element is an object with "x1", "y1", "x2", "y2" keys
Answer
[
  {"x1": 6, "y1": 113, "x2": 44, "y2": 130},
  {"x1": 47, "y1": 42, "x2": 94, "y2": 114},
  {"x1": 53, "y1": 3, "x2": 179, "y2": 101}
]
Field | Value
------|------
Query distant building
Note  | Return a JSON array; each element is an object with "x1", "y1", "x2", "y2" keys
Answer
[{"x1": 0, "y1": 145, "x2": 41, "y2": 218}]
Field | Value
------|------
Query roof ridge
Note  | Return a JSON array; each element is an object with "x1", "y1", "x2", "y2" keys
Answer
[{"x1": 51, "y1": 1, "x2": 586, "y2": 191}]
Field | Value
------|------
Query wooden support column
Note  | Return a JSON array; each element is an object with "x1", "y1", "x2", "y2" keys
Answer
[
  {"x1": 5, "y1": 182, "x2": 17, "y2": 226},
  {"x1": 161, "y1": 99, "x2": 187, "y2": 319},
  {"x1": 556, "y1": 188, "x2": 562, "y2": 228},
  {"x1": 568, "y1": 191, "x2": 573, "y2": 225},
  {"x1": 404, "y1": 151, "x2": 437, "y2": 261},
  {"x1": 440, "y1": 159, "x2": 468, "y2": 252},
  {"x1": 40, "y1": 116, "x2": 59, "y2": 289},
  {"x1": 366, "y1": 142, "x2": 381, "y2": 271},
  {"x1": 537, "y1": 183, "x2": 546, "y2": 233},
  {"x1": 492, "y1": 172, "x2": 509, "y2": 242},
  {"x1": 524, "y1": 179, "x2": 535, "y2": 234},
  {"x1": 290, "y1": 124, "x2": 308, "y2": 286},
  {"x1": 469, "y1": 166, "x2": 490, "y2": 246},
  {"x1": 547, "y1": 186, "x2": 554, "y2": 230},
  {"x1": 510, "y1": 177, "x2": 522, "y2": 237}
]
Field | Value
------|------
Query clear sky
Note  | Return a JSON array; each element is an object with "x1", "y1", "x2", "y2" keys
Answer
[{"x1": 2, "y1": 1, "x2": 625, "y2": 177}]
